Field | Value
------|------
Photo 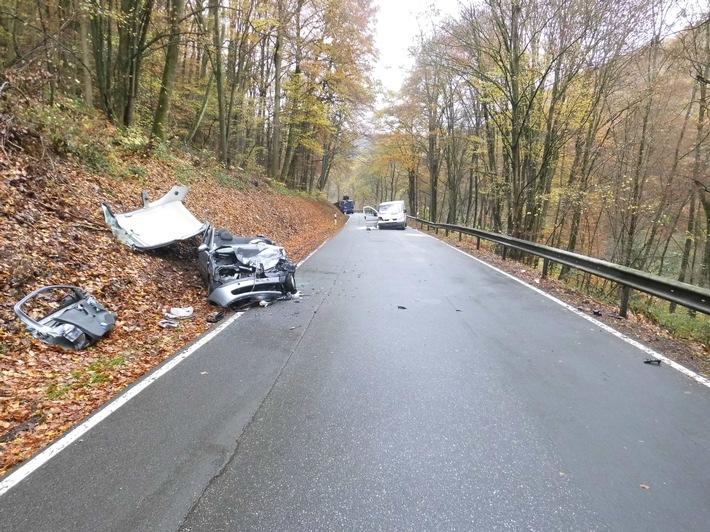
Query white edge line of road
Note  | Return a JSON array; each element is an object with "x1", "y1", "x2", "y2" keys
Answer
[
  {"x1": 0, "y1": 312, "x2": 244, "y2": 497},
  {"x1": 421, "y1": 230, "x2": 710, "y2": 390},
  {"x1": 1, "y1": 229, "x2": 331, "y2": 496}
]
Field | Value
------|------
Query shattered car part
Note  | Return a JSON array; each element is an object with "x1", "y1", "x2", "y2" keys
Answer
[
  {"x1": 14, "y1": 285, "x2": 117, "y2": 350},
  {"x1": 168, "y1": 306, "x2": 193, "y2": 318},
  {"x1": 101, "y1": 185, "x2": 209, "y2": 250},
  {"x1": 198, "y1": 225, "x2": 297, "y2": 307}
]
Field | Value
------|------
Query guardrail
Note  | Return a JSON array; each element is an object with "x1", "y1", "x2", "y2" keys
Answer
[{"x1": 410, "y1": 216, "x2": 710, "y2": 317}]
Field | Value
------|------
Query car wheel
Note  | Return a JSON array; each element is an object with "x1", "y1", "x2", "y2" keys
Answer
[{"x1": 285, "y1": 273, "x2": 297, "y2": 293}]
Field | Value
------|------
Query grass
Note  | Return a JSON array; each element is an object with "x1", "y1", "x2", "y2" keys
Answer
[
  {"x1": 214, "y1": 169, "x2": 244, "y2": 189},
  {"x1": 48, "y1": 356, "x2": 126, "y2": 398},
  {"x1": 635, "y1": 302, "x2": 710, "y2": 345}
]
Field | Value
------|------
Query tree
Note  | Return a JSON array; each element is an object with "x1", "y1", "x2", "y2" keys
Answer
[{"x1": 152, "y1": 0, "x2": 186, "y2": 141}]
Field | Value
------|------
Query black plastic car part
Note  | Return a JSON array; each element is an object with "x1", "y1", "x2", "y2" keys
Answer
[{"x1": 14, "y1": 285, "x2": 117, "y2": 350}]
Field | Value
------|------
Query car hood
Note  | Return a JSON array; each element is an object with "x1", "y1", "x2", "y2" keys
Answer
[{"x1": 102, "y1": 185, "x2": 209, "y2": 250}]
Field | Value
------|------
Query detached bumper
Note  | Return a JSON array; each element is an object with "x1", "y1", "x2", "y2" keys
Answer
[{"x1": 207, "y1": 276, "x2": 290, "y2": 307}]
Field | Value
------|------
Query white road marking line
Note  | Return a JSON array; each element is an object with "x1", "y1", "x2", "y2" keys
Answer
[
  {"x1": 423, "y1": 230, "x2": 710, "y2": 389},
  {"x1": 0, "y1": 312, "x2": 243, "y2": 497}
]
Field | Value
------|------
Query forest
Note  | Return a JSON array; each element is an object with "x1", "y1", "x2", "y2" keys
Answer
[
  {"x1": 2, "y1": 0, "x2": 710, "y2": 295},
  {"x1": 358, "y1": 0, "x2": 710, "y2": 299}
]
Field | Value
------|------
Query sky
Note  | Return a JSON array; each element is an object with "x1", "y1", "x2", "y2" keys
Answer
[
  {"x1": 370, "y1": 1, "x2": 704, "y2": 93},
  {"x1": 372, "y1": 0, "x2": 461, "y2": 92}
]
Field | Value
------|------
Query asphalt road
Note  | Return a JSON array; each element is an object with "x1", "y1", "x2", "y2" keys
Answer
[{"x1": 1, "y1": 214, "x2": 709, "y2": 531}]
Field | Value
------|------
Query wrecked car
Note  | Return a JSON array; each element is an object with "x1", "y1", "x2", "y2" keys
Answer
[
  {"x1": 14, "y1": 285, "x2": 117, "y2": 350},
  {"x1": 102, "y1": 185, "x2": 209, "y2": 250},
  {"x1": 198, "y1": 225, "x2": 297, "y2": 307}
]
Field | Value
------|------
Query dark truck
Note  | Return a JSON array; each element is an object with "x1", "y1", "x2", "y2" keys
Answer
[{"x1": 337, "y1": 195, "x2": 355, "y2": 214}]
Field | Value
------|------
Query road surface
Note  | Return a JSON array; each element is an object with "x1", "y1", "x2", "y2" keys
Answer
[{"x1": 1, "y1": 214, "x2": 709, "y2": 531}]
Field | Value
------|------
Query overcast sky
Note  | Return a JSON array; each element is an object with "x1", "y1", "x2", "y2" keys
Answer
[{"x1": 372, "y1": 0, "x2": 461, "y2": 92}]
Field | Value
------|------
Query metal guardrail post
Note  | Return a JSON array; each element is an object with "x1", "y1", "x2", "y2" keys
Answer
[
  {"x1": 542, "y1": 258, "x2": 549, "y2": 279},
  {"x1": 620, "y1": 285, "x2": 630, "y2": 318}
]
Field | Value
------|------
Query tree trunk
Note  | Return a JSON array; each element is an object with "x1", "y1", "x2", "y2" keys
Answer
[
  {"x1": 74, "y1": 0, "x2": 93, "y2": 108},
  {"x1": 151, "y1": 0, "x2": 185, "y2": 141},
  {"x1": 209, "y1": 0, "x2": 227, "y2": 163},
  {"x1": 269, "y1": 2, "x2": 284, "y2": 178}
]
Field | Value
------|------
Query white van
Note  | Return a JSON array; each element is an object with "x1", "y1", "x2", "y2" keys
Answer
[{"x1": 372, "y1": 200, "x2": 407, "y2": 230}]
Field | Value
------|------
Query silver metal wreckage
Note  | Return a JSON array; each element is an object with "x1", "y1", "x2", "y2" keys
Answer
[
  {"x1": 101, "y1": 185, "x2": 209, "y2": 250},
  {"x1": 102, "y1": 185, "x2": 298, "y2": 308},
  {"x1": 14, "y1": 285, "x2": 117, "y2": 350},
  {"x1": 198, "y1": 225, "x2": 297, "y2": 307}
]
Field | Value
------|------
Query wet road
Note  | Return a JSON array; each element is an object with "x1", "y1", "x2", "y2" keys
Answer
[
  {"x1": 1, "y1": 214, "x2": 709, "y2": 531},
  {"x1": 181, "y1": 216, "x2": 710, "y2": 531}
]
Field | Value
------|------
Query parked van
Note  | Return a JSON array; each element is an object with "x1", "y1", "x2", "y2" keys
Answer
[{"x1": 376, "y1": 200, "x2": 407, "y2": 230}]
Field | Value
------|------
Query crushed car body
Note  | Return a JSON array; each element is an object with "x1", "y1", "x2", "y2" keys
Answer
[
  {"x1": 14, "y1": 285, "x2": 117, "y2": 350},
  {"x1": 198, "y1": 225, "x2": 297, "y2": 307},
  {"x1": 102, "y1": 185, "x2": 209, "y2": 250}
]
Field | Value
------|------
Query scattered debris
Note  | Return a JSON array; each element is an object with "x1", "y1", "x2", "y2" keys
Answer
[
  {"x1": 644, "y1": 358, "x2": 662, "y2": 366},
  {"x1": 169, "y1": 306, "x2": 193, "y2": 318},
  {"x1": 206, "y1": 311, "x2": 225, "y2": 323},
  {"x1": 398, "y1": 305, "x2": 407, "y2": 310},
  {"x1": 159, "y1": 319, "x2": 180, "y2": 329},
  {"x1": 593, "y1": 309, "x2": 602, "y2": 316},
  {"x1": 164, "y1": 306, "x2": 194, "y2": 320},
  {"x1": 14, "y1": 285, "x2": 117, "y2": 350}
]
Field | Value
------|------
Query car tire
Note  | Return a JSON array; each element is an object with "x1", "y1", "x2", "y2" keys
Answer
[{"x1": 285, "y1": 273, "x2": 297, "y2": 293}]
